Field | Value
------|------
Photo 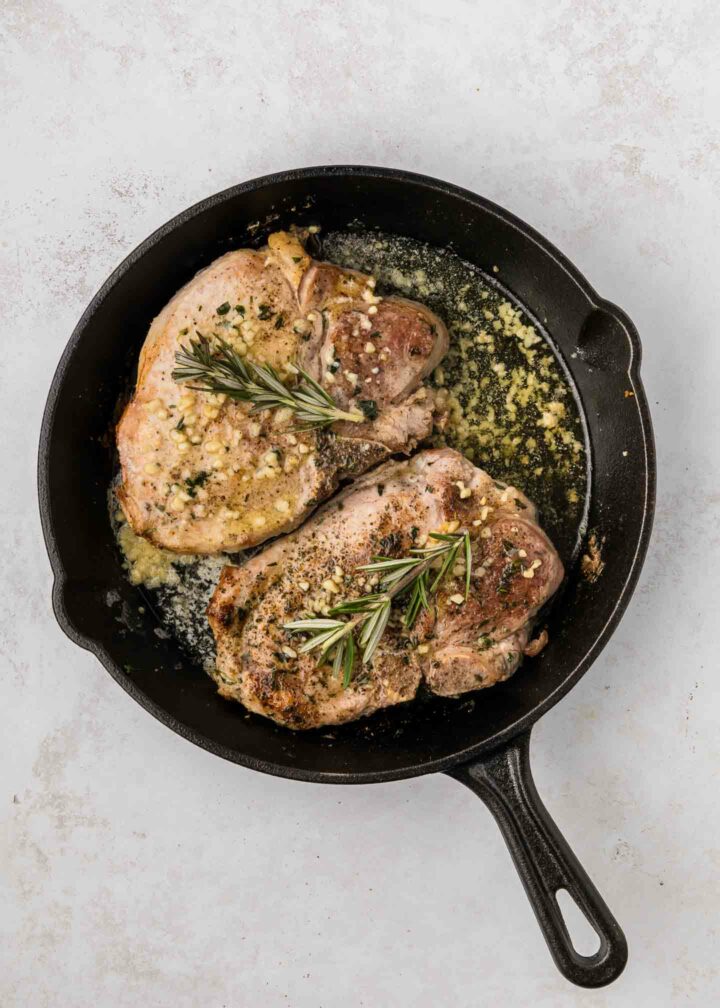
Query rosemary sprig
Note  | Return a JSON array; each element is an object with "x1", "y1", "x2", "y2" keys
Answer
[
  {"x1": 284, "y1": 531, "x2": 471, "y2": 685},
  {"x1": 172, "y1": 335, "x2": 363, "y2": 429}
]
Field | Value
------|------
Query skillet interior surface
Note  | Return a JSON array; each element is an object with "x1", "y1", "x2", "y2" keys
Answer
[{"x1": 39, "y1": 167, "x2": 655, "y2": 782}]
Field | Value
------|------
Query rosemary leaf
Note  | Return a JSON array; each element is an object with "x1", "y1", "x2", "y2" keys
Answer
[
  {"x1": 332, "y1": 638, "x2": 346, "y2": 678},
  {"x1": 297, "y1": 629, "x2": 341, "y2": 654},
  {"x1": 329, "y1": 593, "x2": 385, "y2": 615},
  {"x1": 359, "y1": 598, "x2": 391, "y2": 664},
  {"x1": 284, "y1": 618, "x2": 345, "y2": 632},
  {"x1": 404, "y1": 569, "x2": 429, "y2": 628},
  {"x1": 429, "y1": 544, "x2": 458, "y2": 594},
  {"x1": 318, "y1": 624, "x2": 353, "y2": 661},
  {"x1": 464, "y1": 532, "x2": 472, "y2": 599},
  {"x1": 342, "y1": 633, "x2": 355, "y2": 688}
]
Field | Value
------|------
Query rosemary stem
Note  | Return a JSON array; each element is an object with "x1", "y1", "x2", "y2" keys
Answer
[
  {"x1": 381, "y1": 556, "x2": 434, "y2": 599},
  {"x1": 172, "y1": 336, "x2": 365, "y2": 429},
  {"x1": 332, "y1": 407, "x2": 366, "y2": 423}
]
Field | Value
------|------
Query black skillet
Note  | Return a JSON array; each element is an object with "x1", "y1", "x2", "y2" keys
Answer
[{"x1": 38, "y1": 166, "x2": 655, "y2": 988}]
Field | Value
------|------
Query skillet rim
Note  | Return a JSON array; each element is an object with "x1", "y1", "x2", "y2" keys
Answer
[{"x1": 38, "y1": 164, "x2": 656, "y2": 784}]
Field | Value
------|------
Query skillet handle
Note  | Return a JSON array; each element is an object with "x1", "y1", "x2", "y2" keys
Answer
[{"x1": 447, "y1": 729, "x2": 627, "y2": 987}]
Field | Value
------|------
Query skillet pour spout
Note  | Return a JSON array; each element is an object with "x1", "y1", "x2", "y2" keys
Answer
[{"x1": 39, "y1": 166, "x2": 655, "y2": 987}]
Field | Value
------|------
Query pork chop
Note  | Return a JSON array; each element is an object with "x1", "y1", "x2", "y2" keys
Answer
[
  {"x1": 116, "y1": 231, "x2": 448, "y2": 554},
  {"x1": 208, "y1": 448, "x2": 564, "y2": 729}
]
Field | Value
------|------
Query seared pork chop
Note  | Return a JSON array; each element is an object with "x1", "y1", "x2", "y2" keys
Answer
[
  {"x1": 208, "y1": 448, "x2": 564, "y2": 729},
  {"x1": 117, "y1": 231, "x2": 448, "y2": 554}
]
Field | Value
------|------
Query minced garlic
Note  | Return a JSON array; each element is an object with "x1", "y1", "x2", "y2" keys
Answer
[{"x1": 116, "y1": 520, "x2": 193, "y2": 588}]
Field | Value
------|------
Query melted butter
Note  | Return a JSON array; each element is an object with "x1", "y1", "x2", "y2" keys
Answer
[
  {"x1": 116, "y1": 519, "x2": 193, "y2": 588},
  {"x1": 112, "y1": 226, "x2": 588, "y2": 674},
  {"x1": 110, "y1": 493, "x2": 233, "y2": 668},
  {"x1": 324, "y1": 229, "x2": 587, "y2": 555}
]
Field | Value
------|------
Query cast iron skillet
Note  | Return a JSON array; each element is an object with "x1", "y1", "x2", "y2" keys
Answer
[{"x1": 38, "y1": 166, "x2": 655, "y2": 988}]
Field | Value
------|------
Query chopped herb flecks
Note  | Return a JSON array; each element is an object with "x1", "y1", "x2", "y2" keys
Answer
[
  {"x1": 184, "y1": 471, "x2": 209, "y2": 498},
  {"x1": 358, "y1": 399, "x2": 378, "y2": 421}
]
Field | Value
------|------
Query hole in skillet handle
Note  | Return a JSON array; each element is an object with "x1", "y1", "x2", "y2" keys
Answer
[
  {"x1": 446, "y1": 730, "x2": 628, "y2": 988},
  {"x1": 555, "y1": 888, "x2": 601, "y2": 957}
]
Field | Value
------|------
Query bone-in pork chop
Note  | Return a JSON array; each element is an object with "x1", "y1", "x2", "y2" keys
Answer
[
  {"x1": 208, "y1": 448, "x2": 564, "y2": 729},
  {"x1": 116, "y1": 231, "x2": 448, "y2": 554}
]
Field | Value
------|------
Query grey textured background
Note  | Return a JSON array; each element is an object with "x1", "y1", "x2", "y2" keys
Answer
[{"x1": 2, "y1": 1, "x2": 719, "y2": 1005}]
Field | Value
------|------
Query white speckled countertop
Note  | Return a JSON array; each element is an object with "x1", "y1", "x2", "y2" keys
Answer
[{"x1": 2, "y1": 1, "x2": 719, "y2": 1004}]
